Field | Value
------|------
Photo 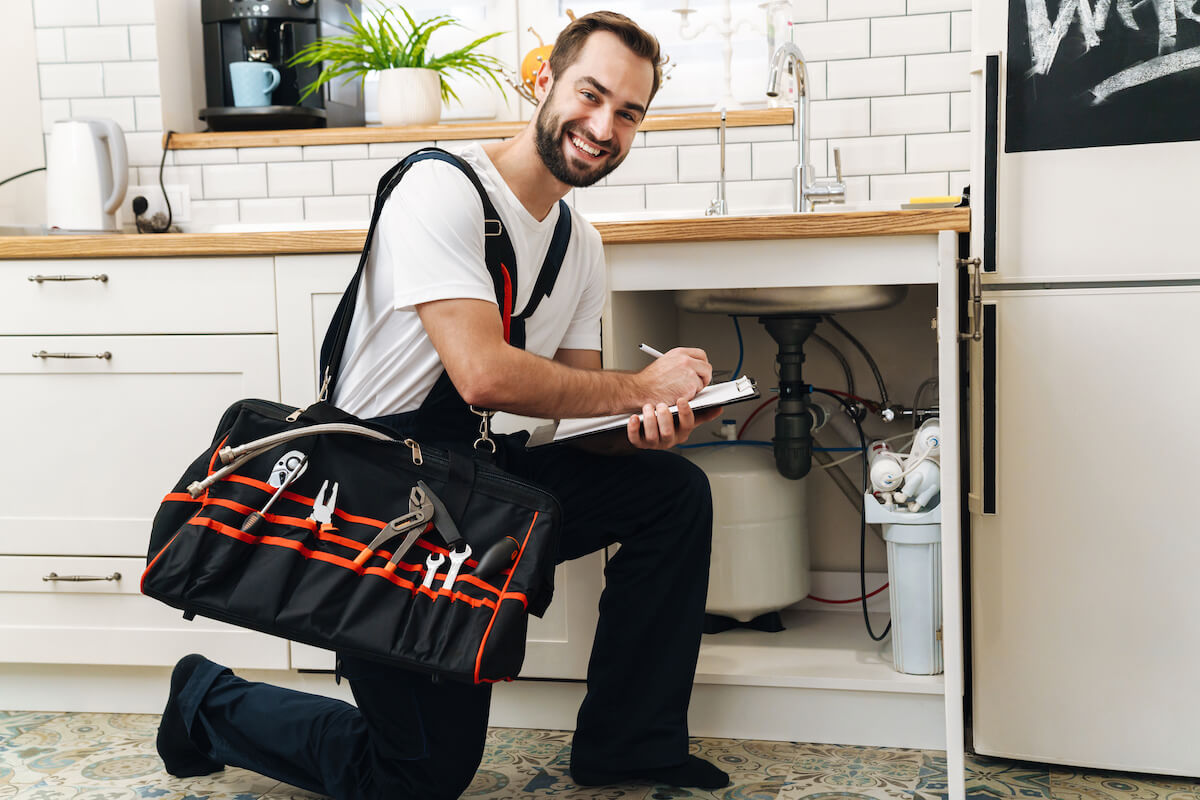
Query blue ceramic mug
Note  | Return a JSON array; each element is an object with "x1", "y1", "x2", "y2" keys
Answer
[{"x1": 230, "y1": 61, "x2": 281, "y2": 107}]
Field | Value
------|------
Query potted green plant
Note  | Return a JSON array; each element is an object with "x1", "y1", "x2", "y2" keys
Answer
[{"x1": 289, "y1": 5, "x2": 507, "y2": 126}]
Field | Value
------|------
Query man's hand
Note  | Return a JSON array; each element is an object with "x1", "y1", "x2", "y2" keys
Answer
[
  {"x1": 636, "y1": 347, "x2": 713, "y2": 406},
  {"x1": 626, "y1": 398, "x2": 725, "y2": 450}
]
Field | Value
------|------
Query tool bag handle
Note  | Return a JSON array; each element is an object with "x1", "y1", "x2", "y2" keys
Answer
[{"x1": 318, "y1": 147, "x2": 572, "y2": 404}]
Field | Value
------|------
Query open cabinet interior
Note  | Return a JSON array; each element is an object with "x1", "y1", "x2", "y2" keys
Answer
[{"x1": 602, "y1": 284, "x2": 951, "y2": 748}]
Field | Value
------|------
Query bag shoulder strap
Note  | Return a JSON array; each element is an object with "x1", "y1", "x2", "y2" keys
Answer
[{"x1": 319, "y1": 147, "x2": 566, "y2": 403}]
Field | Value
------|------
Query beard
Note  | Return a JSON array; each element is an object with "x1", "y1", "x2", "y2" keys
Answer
[{"x1": 534, "y1": 90, "x2": 624, "y2": 187}]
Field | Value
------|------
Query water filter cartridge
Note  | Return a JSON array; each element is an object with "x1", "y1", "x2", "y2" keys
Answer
[
  {"x1": 868, "y1": 441, "x2": 904, "y2": 492},
  {"x1": 913, "y1": 418, "x2": 941, "y2": 461}
]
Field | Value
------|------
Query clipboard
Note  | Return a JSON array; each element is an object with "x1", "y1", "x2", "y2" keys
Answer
[{"x1": 491, "y1": 375, "x2": 760, "y2": 448}]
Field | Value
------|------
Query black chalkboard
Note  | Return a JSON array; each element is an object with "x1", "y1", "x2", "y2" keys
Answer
[{"x1": 1006, "y1": 0, "x2": 1200, "y2": 152}]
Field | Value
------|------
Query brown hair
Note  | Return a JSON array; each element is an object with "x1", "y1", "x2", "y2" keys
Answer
[{"x1": 547, "y1": 11, "x2": 664, "y2": 105}]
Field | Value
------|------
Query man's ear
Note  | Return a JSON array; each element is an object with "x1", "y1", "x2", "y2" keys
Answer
[{"x1": 533, "y1": 61, "x2": 554, "y2": 104}]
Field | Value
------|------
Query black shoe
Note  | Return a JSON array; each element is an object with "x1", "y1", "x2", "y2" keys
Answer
[
  {"x1": 157, "y1": 653, "x2": 223, "y2": 777},
  {"x1": 571, "y1": 755, "x2": 730, "y2": 789}
]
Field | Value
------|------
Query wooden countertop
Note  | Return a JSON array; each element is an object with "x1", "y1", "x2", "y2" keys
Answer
[
  {"x1": 0, "y1": 209, "x2": 969, "y2": 259},
  {"x1": 167, "y1": 108, "x2": 793, "y2": 150}
]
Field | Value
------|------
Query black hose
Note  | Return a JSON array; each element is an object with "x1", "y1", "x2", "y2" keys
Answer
[
  {"x1": 0, "y1": 167, "x2": 46, "y2": 188},
  {"x1": 824, "y1": 315, "x2": 889, "y2": 408},
  {"x1": 811, "y1": 387, "x2": 892, "y2": 642},
  {"x1": 809, "y1": 332, "x2": 855, "y2": 395}
]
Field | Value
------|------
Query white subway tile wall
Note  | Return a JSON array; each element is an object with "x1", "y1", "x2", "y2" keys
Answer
[{"x1": 30, "y1": 1, "x2": 972, "y2": 226}]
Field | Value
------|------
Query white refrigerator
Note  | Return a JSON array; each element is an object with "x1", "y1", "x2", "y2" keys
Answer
[{"x1": 966, "y1": 0, "x2": 1200, "y2": 776}]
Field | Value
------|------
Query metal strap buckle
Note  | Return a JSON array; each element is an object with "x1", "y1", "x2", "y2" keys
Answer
[
  {"x1": 484, "y1": 219, "x2": 503, "y2": 238},
  {"x1": 470, "y1": 405, "x2": 497, "y2": 453}
]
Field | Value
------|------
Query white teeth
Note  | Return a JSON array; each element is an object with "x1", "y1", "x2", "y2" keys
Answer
[{"x1": 570, "y1": 135, "x2": 601, "y2": 156}]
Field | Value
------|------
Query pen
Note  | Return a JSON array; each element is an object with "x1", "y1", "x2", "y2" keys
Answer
[{"x1": 638, "y1": 343, "x2": 665, "y2": 359}]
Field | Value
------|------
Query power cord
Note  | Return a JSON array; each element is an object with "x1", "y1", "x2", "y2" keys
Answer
[
  {"x1": 132, "y1": 131, "x2": 175, "y2": 233},
  {"x1": 0, "y1": 166, "x2": 46, "y2": 188}
]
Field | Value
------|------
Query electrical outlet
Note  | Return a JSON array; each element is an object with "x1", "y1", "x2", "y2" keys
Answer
[{"x1": 120, "y1": 184, "x2": 191, "y2": 230}]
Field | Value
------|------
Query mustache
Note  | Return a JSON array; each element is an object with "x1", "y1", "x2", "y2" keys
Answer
[{"x1": 563, "y1": 124, "x2": 616, "y2": 153}]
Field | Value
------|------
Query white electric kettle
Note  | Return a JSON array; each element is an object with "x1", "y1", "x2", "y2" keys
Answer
[{"x1": 45, "y1": 118, "x2": 129, "y2": 232}]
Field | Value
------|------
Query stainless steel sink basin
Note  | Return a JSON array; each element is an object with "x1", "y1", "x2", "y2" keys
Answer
[{"x1": 674, "y1": 285, "x2": 908, "y2": 315}]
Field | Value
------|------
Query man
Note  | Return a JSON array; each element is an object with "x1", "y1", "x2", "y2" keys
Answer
[{"x1": 155, "y1": 12, "x2": 729, "y2": 799}]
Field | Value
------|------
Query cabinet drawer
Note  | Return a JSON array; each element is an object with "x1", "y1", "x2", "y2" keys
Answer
[
  {"x1": 0, "y1": 334, "x2": 279, "y2": 556},
  {"x1": 0, "y1": 555, "x2": 290, "y2": 668},
  {"x1": 0, "y1": 257, "x2": 276, "y2": 335}
]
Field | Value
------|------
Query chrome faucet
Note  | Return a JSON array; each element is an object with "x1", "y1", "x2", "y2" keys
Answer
[
  {"x1": 766, "y1": 43, "x2": 846, "y2": 212},
  {"x1": 706, "y1": 109, "x2": 728, "y2": 216}
]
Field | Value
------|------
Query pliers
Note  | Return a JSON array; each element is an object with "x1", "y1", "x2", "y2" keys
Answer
[{"x1": 353, "y1": 485, "x2": 434, "y2": 569}]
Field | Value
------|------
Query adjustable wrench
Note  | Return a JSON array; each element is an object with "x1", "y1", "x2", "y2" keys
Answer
[
  {"x1": 241, "y1": 453, "x2": 309, "y2": 532},
  {"x1": 439, "y1": 544, "x2": 473, "y2": 594}
]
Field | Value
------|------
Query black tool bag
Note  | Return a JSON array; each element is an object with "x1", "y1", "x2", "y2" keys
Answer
[{"x1": 142, "y1": 149, "x2": 566, "y2": 684}]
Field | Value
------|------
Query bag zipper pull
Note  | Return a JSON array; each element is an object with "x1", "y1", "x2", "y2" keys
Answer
[{"x1": 404, "y1": 438, "x2": 423, "y2": 465}]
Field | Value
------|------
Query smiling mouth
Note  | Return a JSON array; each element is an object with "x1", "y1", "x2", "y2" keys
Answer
[{"x1": 568, "y1": 132, "x2": 605, "y2": 159}]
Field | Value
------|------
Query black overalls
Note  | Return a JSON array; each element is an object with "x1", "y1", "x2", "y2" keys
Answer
[{"x1": 170, "y1": 150, "x2": 715, "y2": 800}]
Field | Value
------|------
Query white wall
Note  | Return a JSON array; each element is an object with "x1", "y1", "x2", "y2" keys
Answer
[
  {"x1": 22, "y1": 0, "x2": 973, "y2": 230},
  {"x1": 1, "y1": 0, "x2": 48, "y2": 225}
]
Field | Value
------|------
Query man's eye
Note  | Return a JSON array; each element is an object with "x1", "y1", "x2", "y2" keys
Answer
[
  {"x1": 620, "y1": 112, "x2": 637, "y2": 122},
  {"x1": 581, "y1": 90, "x2": 598, "y2": 101}
]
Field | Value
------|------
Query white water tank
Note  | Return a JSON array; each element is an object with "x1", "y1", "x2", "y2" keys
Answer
[{"x1": 684, "y1": 445, "x2": 809, "y2": 622}]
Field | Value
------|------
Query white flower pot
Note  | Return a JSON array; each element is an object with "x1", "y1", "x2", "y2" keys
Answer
[{"x1": 377, "y1": 67, "x2": 443, "y2": 126}]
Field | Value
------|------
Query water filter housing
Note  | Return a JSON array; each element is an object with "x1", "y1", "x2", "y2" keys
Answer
[{"x1": 684, "y1": 445, "x2": 809, "y2": 622}]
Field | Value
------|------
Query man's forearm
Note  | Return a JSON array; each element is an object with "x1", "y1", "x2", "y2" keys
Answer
[{"x1": 459, "y1": 345, "x2": 643, "y2": 418}]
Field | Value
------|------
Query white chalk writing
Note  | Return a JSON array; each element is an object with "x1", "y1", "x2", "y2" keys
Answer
[{"x1": 1025, "y1": 0, "x2": 1200, "y2": 101}]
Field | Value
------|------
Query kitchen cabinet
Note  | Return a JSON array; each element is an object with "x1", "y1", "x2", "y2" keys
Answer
[
  {"x1": 0, "y1": 218, "x2": 968, "y2": 800},
  {"x1": 0, "y1": 257, "x2": 290, "y2": 679},
  {"x1": 274, "y1": 254, "x2": 603, "y2": 680}
]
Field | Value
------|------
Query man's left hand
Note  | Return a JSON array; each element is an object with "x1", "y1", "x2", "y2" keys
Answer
[{"x1": 626, "y1": 399, "x2": 725, "y2": 450}]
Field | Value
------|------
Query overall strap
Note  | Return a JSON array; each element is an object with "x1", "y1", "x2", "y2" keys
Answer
[
  {"x1": 508, "y1": 201, "x2": 572, "y2": 350},
  {"x1": 318, "y1": 147, "x2": 518, "y2": 403}
]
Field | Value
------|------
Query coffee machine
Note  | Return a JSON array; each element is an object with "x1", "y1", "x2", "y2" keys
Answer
[{"x1": 200, "y1": 0, "x2": 365, "y2": 131}]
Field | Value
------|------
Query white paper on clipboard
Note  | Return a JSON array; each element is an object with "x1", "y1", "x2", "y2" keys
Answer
[{"x1": 490, "y1": 375, "x2": 760, "y2": 448}]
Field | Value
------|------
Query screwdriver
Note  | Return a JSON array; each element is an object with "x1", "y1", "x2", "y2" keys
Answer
[{"x1": 241, "y1": 453, "x2": 309, "y2": 533}]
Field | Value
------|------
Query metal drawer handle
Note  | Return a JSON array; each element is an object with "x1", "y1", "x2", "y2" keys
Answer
[
  {"x1": 32, "y1": 350, "x2": 112, "y2": 360},
  {"x1": 43, "y1": 572, "x2": 122, "y2": 582},
  {"x1": 28, "y1": 274, "x2": 109, "y2": 283}
]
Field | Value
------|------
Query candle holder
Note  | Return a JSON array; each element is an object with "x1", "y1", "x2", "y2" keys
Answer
[{"x1": 673, "y1": 0, "x2": 759, "y2": 111}]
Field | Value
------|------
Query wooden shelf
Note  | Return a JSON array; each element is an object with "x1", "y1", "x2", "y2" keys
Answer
[
  {"x1": 0, "y1": 209, "x2": 969, "y2": 259},
  {"x1": 166, "y1": 108, "x2": 794, "y2": 150}
]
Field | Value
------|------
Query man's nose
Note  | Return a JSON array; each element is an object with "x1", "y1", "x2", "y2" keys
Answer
[{"x1": 584, "y1": 107, "x2": 615, "y2": 146}]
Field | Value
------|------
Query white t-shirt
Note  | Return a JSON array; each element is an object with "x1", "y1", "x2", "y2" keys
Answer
[{"x1": 332, "y1": 144, "x2": 606, "y2": 418}]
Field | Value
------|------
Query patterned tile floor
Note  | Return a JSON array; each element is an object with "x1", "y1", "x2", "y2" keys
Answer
[{"x1": 2, "y1": 711, "x2": 1198, "y2": 799}]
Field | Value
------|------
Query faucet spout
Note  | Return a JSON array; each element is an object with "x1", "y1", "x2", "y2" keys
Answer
[{"x1": 766, "y1": 42, "x2": 845, "y2": 212}]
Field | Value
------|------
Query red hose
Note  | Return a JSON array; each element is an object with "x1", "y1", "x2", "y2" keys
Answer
[{"x1": 808, "y1": 582, "x2": 889, "y2": 604}]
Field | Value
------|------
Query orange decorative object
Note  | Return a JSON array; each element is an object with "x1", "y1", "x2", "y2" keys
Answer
[{"x1": 520, "y1": 28, "x2": 553, "y2": 96}]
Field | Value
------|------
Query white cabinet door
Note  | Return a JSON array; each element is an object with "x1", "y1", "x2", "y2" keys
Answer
[
  {"x1": 0, "y1": 555, "x2": 289, "y2": 668},
  {"x1": 0, "y1": 334, "x2": 279, "y2": 557},
  {"x1": 275, "y1": 254, "x2": 602, "y2": 679}
]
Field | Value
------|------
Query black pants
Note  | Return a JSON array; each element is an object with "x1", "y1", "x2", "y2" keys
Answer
[{"x1": 175, "y1": 440, "x2": 713, "y2": 800}]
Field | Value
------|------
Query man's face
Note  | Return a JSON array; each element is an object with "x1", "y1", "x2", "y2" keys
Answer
[{"x1": 533, "y1": 31, "x2": 654, "y2": 188}]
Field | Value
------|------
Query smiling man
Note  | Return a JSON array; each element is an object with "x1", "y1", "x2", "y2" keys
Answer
[{"x1": 155, "y1": 12, "x2": 729, "y2": 800}]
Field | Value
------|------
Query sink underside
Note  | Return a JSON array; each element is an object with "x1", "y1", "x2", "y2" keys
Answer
[{"x1": 674, "y1": 285, "x2": 908, "y2": 315}]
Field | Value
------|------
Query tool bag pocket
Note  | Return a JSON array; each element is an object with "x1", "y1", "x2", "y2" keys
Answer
[{"x1": 141, "y1": 398, "x2": 560, "y2": 684}]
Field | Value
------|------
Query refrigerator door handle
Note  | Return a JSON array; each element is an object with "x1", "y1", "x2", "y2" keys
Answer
[{"x1": 983, "y1": 53, "x2": 1000, "y2": 274}]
